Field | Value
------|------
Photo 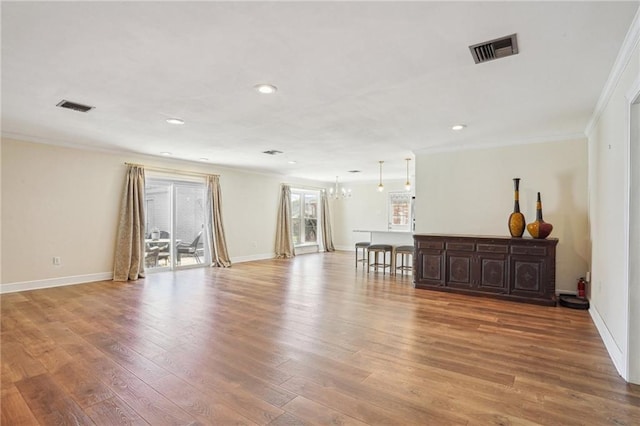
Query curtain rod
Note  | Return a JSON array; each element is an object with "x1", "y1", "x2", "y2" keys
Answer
[
  {"x1": 282, "y1": 182, "x2": 327, "y2": 191},
  {"x1": 125, "y1": 162, "x2": 219, "y2": 178}
]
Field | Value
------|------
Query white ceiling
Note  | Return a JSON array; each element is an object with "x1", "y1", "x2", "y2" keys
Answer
[{"x1": 2, "y1": 1, "x2": 638, "y2": 182}]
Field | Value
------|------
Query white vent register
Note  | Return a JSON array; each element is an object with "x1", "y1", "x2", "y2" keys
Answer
[{"x1": 469, "y1": 34, "x2": 519, "y2": 64}]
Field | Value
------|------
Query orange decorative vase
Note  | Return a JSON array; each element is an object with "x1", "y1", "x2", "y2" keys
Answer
[
  {"x1": 527, "y1": 192, "x2": 553, "y2": 239},
  {"x1": 508, "y1": 178, "x2": 525, "y2": 237}
]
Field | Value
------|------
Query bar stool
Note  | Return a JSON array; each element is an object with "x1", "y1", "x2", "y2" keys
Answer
[
  {"x1": 394, "y1": 245, "x2": 414, "y2": 275},
  {"x1": 355, "y1": 242, "x2": 370, "y2": 268},
  {"x1": 367, "y1": 244, "x2": 393, "y2": 274}
]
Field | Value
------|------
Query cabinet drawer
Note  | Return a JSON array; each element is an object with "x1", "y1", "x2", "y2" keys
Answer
[
  {"x1": 477, "y1": 244, "x2": 508, "y2": 254},
  {"x1": 446, "y1": 242, "x2": 475, "y2": 251},
  {"x1": 418, "y1": 240, "x2": 444, "y2": 250},
  {"x1": 510, "y1": 245, "x2": 547, "y2": 256}
]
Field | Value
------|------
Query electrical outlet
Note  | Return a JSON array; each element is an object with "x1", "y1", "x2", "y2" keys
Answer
[
  {"x1": 53, "y1": 256, "x2": 61, "y2": 265},
  {"x1": 252, "y1": 241, "x2": 258, "y2": 248}
]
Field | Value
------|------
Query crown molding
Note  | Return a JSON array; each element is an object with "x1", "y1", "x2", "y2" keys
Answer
[
  {"x1": 585, "y1": 7, "x2": 640, "y2": 137},
  {"x1": 413, "y1": 132, "x2": 586, "y2": 156}
]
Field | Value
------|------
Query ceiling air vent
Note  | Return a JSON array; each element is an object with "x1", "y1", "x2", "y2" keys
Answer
[
  {"x1": 56, "y1": 99, "x2": 94, "y2": 113},
  {"x1": 262, "y1": 150, "x2": 283, "y2": 155},
  {"x1": 469, "y1": 33, "x2": 518, "y2": 64}
]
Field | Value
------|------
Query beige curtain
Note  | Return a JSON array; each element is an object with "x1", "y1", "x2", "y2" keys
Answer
[
  {"x1": 321, "y1": 191, "x2": 335, "y2": 252},
  {"x1": 275, "y1": 184, "x2": 295, "y2": 258},
  {"x1": 113, "y1": 165, "x2": 146, "y2": 281},
  {"x1": 206, "y1": 175, "x2": 231, "y2": 267}
]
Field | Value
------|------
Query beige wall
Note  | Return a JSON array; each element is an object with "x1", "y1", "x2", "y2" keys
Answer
[
  {"x1": 1, "y1": 139, "x2": 123, "y2": 284},
  {"x1": 0, "y1": 138, "x2": 322, "y2": 286},
  {"x1": 331, "y1": 179, "x2": 412, "y2": 250},
  {"x1": 588, "y1": 33, "x2": 639, "y2": 382},
  {"x1": 414, "y1": 138, "x2": 589, "y2": 295}
]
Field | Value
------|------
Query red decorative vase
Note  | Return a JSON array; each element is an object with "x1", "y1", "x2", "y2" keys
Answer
[
  {"x1": 508, "y1": 178, "x2": 525, "y2": 237},
  {"x1": 527, "y1": 192, "x2": 553, "y2": 239}
]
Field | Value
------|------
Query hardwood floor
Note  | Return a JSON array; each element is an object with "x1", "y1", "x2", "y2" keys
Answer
[{"x1": 2, "y1": 251, "x2": 639, "y2": 425}]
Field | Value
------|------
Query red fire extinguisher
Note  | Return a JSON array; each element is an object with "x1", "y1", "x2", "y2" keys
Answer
[{"x1": 577, "y1": 277, "x2": 586, "y2": 299}]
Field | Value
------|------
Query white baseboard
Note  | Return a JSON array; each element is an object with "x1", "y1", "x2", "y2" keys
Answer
[
  {"x1": 590, "y1": 305, "x2": 627, "y2": 380},
  {"x1": 335, "y1": 245, "x2": 355, "y2": 251},
  {"x1": 1, "y1": 272, "x2": 114, "y2": 294},
  {"x1": 231, "y1": 253, "x2": 275, "y2": 263}
]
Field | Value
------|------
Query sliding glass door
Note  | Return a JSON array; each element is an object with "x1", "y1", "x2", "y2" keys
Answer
[{"x1": 145, "y1": 178, "x2": 209, "y2": 270}]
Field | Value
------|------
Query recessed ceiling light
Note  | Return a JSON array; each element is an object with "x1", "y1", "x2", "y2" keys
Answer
[
  {"x1": 160, "y1": 152, "x2": 172, "y2": 156},
  {"x1": 288, "y1": 160, "x2": 297, "y2": 164},
  {"x1": 199, "y1": 157, "x2": 209, "y2": 162},
  {"x1": 255, "y1": 84, "x2": 277, "y2": 94},
  {"x1": 452, "y1": 124, "x2": 466, "y2": 131},
  {"x1": 166, "y1": 118, "x2": 185, "y2": 125}
]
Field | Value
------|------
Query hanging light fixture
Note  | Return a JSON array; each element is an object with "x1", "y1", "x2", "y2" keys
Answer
[
  {"x1": 405, "y1": 158, "x2": 412, "y2": 191},
  {"x1": 329, "y1": 176, "x2": 351, "y2": 199},
  {"x1": 377, "y1": 161, "x2": 385, "y2": 192}
]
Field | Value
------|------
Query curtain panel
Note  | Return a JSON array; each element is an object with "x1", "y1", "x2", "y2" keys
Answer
[
  {"x1": 321, "y1": 191, "x2": 335, "y2": 252},
  {"x1": 275, "y1": 184, "x2": 295, "y2": 258},
  {"x1": 206, "y1": 175, "x2": 231, "y2": 267},
  {"x1": 113, "y1": 165, "x2": 146, "y2": 281}
]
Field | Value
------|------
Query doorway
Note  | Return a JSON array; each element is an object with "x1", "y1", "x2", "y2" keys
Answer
[
  {"x1": 628, "y1": 87, "x2": 640, "y2": 383},
  {"x1": 144, "y1": 177, "x2": 209, "y2": 270}
]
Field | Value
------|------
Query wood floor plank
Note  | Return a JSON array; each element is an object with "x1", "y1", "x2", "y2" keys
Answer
[
  {"x1": 1, "y1": 385, "x2": 40, "y2": 426},
  {"x1": 150, "y1": 350, "x2": 286, "y2": 424},
  {"x1": 0, "y1": 340, "x2": 48, "y2": 385},
  {"x1": 279, "y1": 375, "x2": 405, "y2": 425},
  {"x1": 51, "y1": 361, "x2": 116, "y2": 409},
  {"x1": 83, "y1": 331, "x2": 171, "y2": 383},
  {"x1": 281, "y1": 396, "x2": 369, "y2": 426},
  {"x1": 1, "y1": 251, "x2": 639, "y2": 425},
  {"x1": 85, "y1": 396, "x2": 150, "y2": 426},
  {"x1": 267, "y1": 412, "x2": 311, "y2": 426},
  {"x1": 71, "y1": 351, "x2": 200, "y2": 425},
  {"x1": 14, "y1": 373, "x2": 95, "y2": 425},
  {"x1": 149, "y1": 373, "x2": 260, "y2": 425}
]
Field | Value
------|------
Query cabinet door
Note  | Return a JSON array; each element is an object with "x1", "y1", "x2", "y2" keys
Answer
[
  {"x1": 446, "y1": 251, "x2": 474, "y2": 289},
  {"x1": 416, "y1": 249, "x2": 445, "y2": 286},
  {"x1": 509, "y1": 255, "x2": 548, "y2": 298},
  {"x1": 477, "y1": 253, "x2": 508, "y2": 293}
]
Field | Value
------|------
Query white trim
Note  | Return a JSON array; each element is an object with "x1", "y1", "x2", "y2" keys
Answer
[
  {"x1": 625, "y1": 76, "x2": 640, "y2": 383},
  {"x1": 230, "y1": 253, "x2": 275, "y2": 263},
  {"x1": 626, "y1": 76, "x2": 640, "y2": 104},
  {"x1": 413, "y1": 132, "x2": 586, "y2": 156},
  {"x1": 335, "y1": 245, "x2": 355, "y2": 252},
  {"x1": 621, "y1": 83, "x2": 632, "y2": 381},
  {"x1": 585, "y1": 8, "x2": 640, "y2": 137},
  {"x1": 0, "y1": 272, "x2": 113, "y2": 294},
  {"x1": 590, "y1": 306, "x2": 627, "y2": 379}
]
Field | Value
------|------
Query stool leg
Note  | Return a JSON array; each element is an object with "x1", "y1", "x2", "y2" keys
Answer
[
  {"x1": 383, "y1": 251, "x2": 386, "y2": 275},
  {"x1": 355, "y1": 247, "x2": 358, "y2": 269}
]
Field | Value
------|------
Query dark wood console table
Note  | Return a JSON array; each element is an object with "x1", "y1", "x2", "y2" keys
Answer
[{"x1": 413, "y1": 234, "x2": 558, "y2": 306}]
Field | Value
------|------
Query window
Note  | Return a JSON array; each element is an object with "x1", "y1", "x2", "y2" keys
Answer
[
  {"x1": 291, "y1": 189, "x2": 319, "y2": 246},
  {"x1": 388, "y1": 192, "x2": 412, "y2": 231}
]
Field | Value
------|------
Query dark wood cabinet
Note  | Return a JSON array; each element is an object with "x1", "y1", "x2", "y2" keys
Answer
[{"x1": 414, "y1": 234, "x2": 558, "y2": 306}]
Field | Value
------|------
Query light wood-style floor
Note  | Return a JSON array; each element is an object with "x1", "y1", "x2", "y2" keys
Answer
[{"x1": 2, "y1": 251, "x2": 639, "y2": 425}]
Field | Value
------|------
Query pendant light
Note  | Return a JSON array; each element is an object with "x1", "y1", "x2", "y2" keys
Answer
[
  {"x1": 405, "y1": 158, "x2": 412, "y2": 191},
  {"x1": 377, "y1": 161, "x2": 385, "y2": 192}
]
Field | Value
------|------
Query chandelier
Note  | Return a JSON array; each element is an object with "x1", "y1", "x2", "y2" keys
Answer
[{"x1": 329, "y1": 176, "x2": 351, "y2": 199}]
